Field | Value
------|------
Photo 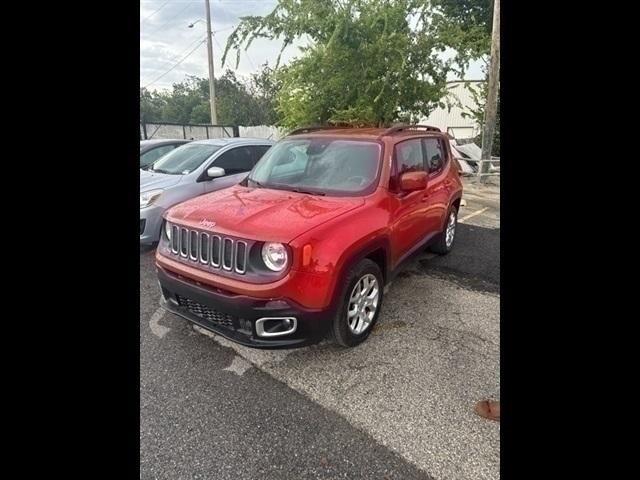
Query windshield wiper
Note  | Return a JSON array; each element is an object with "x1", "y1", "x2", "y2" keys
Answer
[
  {"x1": 290, "y1": 187, "x2": 326, "y2": 196},
  {"x1": 253, "y1": 181, "x2": 326, "y2": 196},
  {"x1": 151, "y1": 168, "x2": 172, "y2": 174}
]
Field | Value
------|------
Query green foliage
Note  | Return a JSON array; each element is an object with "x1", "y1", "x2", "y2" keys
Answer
[
  {"x1": 430, "y1": 0, "x2": 498, "y2": 154},
  {"x1": 429, "y1": 0, "x2": 493, "y2": 77},
  {"x1": 222, "y1": 0, "x2": 453, "y2": 129},
  {"x1": 140, "y1": 88, "x2": 166, "y2": 123},
  {"x1": 249, "y1": 64, "x2": 282, "y2": 126},
  {"x1": 140, "y1": 67, "x2": 280, "y2": 125}
]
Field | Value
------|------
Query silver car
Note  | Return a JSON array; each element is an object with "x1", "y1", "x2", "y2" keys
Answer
[{"x1": 140, "y1": 138, "x2": 274, "y2": 244}]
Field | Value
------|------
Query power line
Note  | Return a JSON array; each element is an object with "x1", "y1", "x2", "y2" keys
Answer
[
  {"x1": 213, "y1": 26, "x2": 234, "y2": 34},
  {"x1": 143, "y1": 0, "x2": 198, "y2": 34},
  {"x1": 141, "y1": 0, "x2": 171, "y2": 25},
  {"x1": 142, "y1": 39, "x2": 206, "y2": 88},
  {"x1": 171, "y1": 34, "x2": 207, "y2": 62}
]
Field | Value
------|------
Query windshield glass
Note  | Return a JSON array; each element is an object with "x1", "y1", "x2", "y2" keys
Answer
[
  {"x1": 151, "y1": 144, "x2": 221, "y2": 175},
  {"x1": 246, "y1": 138, "x2": 381, "y2": 195}
]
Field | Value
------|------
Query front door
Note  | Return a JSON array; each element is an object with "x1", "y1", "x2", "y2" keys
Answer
[
  {"x1": 202, "y1": 146, "x2": 264, "y2": 194},
  {"x1": 388, "y1": 138, "x2": 430, "y2": 267}
]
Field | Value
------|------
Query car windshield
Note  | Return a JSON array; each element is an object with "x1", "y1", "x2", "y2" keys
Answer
[
  {"x1": 150, "y1": 144, "x2": 221, "y2": 175},
  {"x1": 246, "y1": 138, "x2": 381, "y2": 196}
]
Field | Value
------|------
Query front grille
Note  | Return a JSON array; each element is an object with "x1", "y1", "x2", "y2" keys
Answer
[
  {"x1": 168, "y1": 225, "x2": 248, "y2": 274},
  {"x1": 176, "y1": 295, "x2": 236, "y2": 328},
  {"x1": 140, "y1": 219, "x2": 146, "y2": 236}
]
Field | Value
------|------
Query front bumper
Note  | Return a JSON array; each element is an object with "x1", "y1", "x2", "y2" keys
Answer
[
  {"x1": 157, "y1": 265, "x2": 334, "y2": 348},
  {"x1": 140, "y1": 204, "x2": 166, "y2": 244}
]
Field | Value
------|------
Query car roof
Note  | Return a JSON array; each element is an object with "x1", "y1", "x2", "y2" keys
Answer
[
  {"x1": 283, "y1": 127, "x2": 448, "y2": 141},
  {"x1": 190, "y1": 137, "x2": 275, "y2": 146}
]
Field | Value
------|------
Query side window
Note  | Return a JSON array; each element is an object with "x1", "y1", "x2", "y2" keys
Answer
[
  {"x1": 140, "y1": 145, "x2": 175, "y2": 167},
  {"x1": 213, "y1": 147, "x2": 255, "y2": 175},
  {"x1": 423, "y1": 138, "x2": 445, "y2": 174},
  {"x1": 391, "y1": 139, "x2": 425, "y2": 190}
]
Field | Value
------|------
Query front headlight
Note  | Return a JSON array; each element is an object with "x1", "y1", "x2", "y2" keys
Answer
[
  {"x1": 164, "y1": 221, "x2": 172, "y2": 241},
  {"x1": 140, "y1": 189, "x2": 163, "y2": 209},
  {"x1": 262, "y1": 242, "x2": 288, "y2": 272}
]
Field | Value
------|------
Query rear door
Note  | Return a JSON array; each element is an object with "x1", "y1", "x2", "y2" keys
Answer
[{"x1": 422, "y1": 137, "x2": 450, "y2": 232}]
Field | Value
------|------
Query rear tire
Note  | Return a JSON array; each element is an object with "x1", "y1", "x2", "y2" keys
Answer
[
  {"x1": 331, "y1": 258, "x2": 384, "y2": 347},
  {"x1": 430, "y1": 206, "x2": 458, "y2": 255}
]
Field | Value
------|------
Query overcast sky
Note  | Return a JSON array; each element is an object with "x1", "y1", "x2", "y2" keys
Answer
[{"x1": 140, "y1": 0, "x2": 484, "y2": 92}]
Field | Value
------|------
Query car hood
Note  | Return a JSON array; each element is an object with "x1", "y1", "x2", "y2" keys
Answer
[
  {"x1": 140, "y1": 169, "x2": 183, "y2": 191},
  {"x1": 165, "y1": 185, "x2": 365, "y2": 243}
]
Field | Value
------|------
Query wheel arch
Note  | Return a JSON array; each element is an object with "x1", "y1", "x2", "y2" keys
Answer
[{"x1": 327, "y1": 235, "x2": 391, "y2": 308}]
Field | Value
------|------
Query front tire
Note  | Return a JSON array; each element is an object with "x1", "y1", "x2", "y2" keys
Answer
[
  {"x1": 430, "y1": 206, "x2": 458, "y2": 255},
  {"x1": 331, "y1": 259, "x2": 384, "y2": 347}
]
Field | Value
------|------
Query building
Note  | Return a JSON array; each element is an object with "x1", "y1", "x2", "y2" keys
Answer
[{"x1": 420, "y1": 80, "x2": 485, "y2": 139}]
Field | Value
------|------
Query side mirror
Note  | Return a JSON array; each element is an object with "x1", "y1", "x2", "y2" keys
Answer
[
  {"x1": 400, "y1": 171, "x2": 428, "y2": 192},
  {"x1": 206, "y1": 166, "x2": 225, "y2": 178}
]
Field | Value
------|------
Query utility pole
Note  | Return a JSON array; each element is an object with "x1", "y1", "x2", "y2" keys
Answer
[
  {"x1": 205, "y1": 0, "x2": 217, "y2": 124},
  {"x1": 479, "y1": 0, "x2": 500, "y2": 182}
]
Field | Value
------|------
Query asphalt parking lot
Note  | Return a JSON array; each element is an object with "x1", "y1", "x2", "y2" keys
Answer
[{"x1": 140, "y1": 185, "x2": 500, "y2": 480}]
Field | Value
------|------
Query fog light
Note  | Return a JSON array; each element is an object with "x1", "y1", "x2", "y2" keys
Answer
[{"x1": 255, "y1": 317, "x2": 297, "y2": 337}]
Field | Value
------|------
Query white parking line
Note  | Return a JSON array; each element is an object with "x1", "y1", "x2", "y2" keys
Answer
[
  {"x1": 223, "y1": 355, "x2": 253, "y2": 376},
  {"x1": 149, "y1": 306, "x2": 170, "y2": 338},
  {"x1": 459, "y1": 207, "x2": 489, "y2": 223},
  {"x1": 193, "y1": 324, "x2": 294, "y2": 368}
]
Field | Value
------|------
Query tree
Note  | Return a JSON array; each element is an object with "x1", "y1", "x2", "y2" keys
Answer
[
  {"x1": 249, "y1": 63, "x2": 281, "y2": 126},
  {"x1": 140, "y1": 87, "x2": 167, "y2": 123},
  {"x1": 429, "y1": 0, "x2": 493, "y2": 76},
  {"x1": 216, "y1": 70, "x2": 277, "y2": 125},
  {"x1": 222, "y1": 0, "x2": 453, "y2": 129},
  {"x1": 161, "y1": 76, "x2": 210, "y2": 124},
  {"x1": 139, "y1": 66, "x2": 280, "y2": 125},
  {"x1": 430, "y1": 0, "x2": 499, "y2": 155}
]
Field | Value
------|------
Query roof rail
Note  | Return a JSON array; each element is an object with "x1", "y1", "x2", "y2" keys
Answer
[
  {"x1": 379, "y1": 124, "x2": 442, "y2": 137},
  {"x1": 287, "y1": 125, "x2": 351, "y2": 136}
]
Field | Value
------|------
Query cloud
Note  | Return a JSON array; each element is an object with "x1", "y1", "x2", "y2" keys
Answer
[
  {"x1": 140, "y1": 0, "x2": 304, "y2": 91},
  {"x1": 140, "y1": 0, "x2": 485, "y2": 92}
]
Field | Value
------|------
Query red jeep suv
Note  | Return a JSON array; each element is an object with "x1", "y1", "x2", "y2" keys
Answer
[{"x1": 155, "y1": 125, "x2": 463, "y2": 348}]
